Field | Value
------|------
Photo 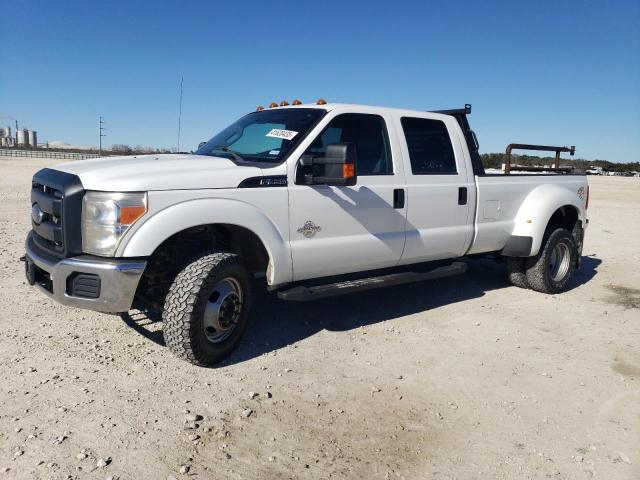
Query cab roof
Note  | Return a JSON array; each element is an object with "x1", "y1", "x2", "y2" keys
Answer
[{"x1": 258, "y1": 102, "x2": 453, "y2": 120}]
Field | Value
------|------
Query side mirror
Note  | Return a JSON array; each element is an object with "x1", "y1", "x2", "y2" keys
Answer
[
  {"x1": 299, "y1": 143, "x2": 357, "y2": 186},
  {"x1": 197, "y1": 141, "x2": 207, "y2": 149}
]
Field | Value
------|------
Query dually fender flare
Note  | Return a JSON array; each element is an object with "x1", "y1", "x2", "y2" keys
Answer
[
  {"x1": 509, "y1": 184, "x2": 584, "y2": 257},
  {"x1": 118, "y1": 198, "x2": 292, "y2": 285}
]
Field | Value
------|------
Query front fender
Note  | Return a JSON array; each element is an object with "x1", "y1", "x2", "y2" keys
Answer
[
  {"x1": 117, "y1": 197, "x2": 291, "y2": 285},
  {"x1": 510, "y1": 183, "x2": 585, "y2": 256}
]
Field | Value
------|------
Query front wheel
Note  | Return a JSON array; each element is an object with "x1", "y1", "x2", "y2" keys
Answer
[
  {"x1": 525, "y1": 228, "x2": 577, "y2": 294},
  {"x1": 163, "y1": 252, "x2": 252, "y2": 366}
]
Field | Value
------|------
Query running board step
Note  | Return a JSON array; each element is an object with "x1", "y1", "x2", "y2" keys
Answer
[{"x1": 277, "y1": 261, "x2": 467, "y2": 301}]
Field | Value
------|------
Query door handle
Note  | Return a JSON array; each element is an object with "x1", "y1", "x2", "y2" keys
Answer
[
  {"x1": 458, "y1": 187, "x2": 467, "y2": 205},
  {"x1": 393, "y1": 189, "x2": 405, "y2": 209}
]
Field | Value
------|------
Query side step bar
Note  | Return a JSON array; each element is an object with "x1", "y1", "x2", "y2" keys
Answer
[{"x1": 277, "y1": 261, "x2": 467, "y2": 302}]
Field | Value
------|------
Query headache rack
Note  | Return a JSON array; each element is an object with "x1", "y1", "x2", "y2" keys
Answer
[
  {"x1": 504, "y1": 143, "x2": 576, "y2": 174},
  {"x1": 430, "y1": 104, "x2": 485, "y2": 175},
  {"x1": 431, "y1": 104, "x2": 577, "y2": 175}
]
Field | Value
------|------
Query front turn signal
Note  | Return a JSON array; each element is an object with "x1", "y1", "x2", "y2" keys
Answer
[{"x1": 120, "y1": 205, "x2": 147, "y2": 225}]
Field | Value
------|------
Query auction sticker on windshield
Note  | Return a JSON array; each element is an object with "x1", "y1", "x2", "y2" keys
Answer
[{"x1": 266, "y1": 129, "x2": 298, "y2": 140}]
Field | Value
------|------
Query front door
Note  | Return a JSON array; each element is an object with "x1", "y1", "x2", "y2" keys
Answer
[{"x1": 288, "y1": 112, "x2": 407, "y2": 282}]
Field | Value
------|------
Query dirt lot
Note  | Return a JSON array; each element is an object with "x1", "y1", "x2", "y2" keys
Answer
[{"x1": 0, "y1": 156, "x2": 638, "y2": 480}]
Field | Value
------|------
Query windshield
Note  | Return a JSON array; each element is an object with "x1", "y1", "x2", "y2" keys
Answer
[{"x1": 196, "y1": 108, "x2": 326, "y2": 163}]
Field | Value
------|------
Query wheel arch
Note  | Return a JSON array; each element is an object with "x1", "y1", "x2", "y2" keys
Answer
[
  {"x1": 510, "y1": 184, "x2": 585, "y2": 257},
  {"x1": 118, "y1": 198, "x2": 291, "y2": 285}
]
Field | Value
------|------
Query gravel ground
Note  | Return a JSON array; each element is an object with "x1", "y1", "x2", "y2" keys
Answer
[{"x1": 0, "y1": 156, "x2": 638, "y2": 480}]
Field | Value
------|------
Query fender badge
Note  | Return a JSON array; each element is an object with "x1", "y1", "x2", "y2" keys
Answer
[
  {"x1": 577, "y1": 186, "x2": 585, "y2": 200},
  {"x1": 297, "y1": 221, "x2": 321, "y2": 238}
]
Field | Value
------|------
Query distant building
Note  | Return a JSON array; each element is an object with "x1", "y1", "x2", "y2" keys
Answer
[
  {"x1": 0, "y1": 126, "x2": 37, "y2": 148},
  {"x1": 28, "y1": 130, "x2": 37, "y2": 147},
  {"x1": 0, "y1": 126, "x2": 14, "y2": 146},
  {"x1": 16, "y1": 129, "x2": 28, "y2": 146}
]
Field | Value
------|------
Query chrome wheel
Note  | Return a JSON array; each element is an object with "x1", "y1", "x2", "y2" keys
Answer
[
  {"x1": 549, "y1": 242, "x2": 571, "y2": 283},
  {"x1": 202, "y1": 277, "x2": 243, "y2": 343}
]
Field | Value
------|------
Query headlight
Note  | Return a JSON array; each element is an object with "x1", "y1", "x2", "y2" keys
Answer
[{"x1": 82, "y1": 191, "x2": 147, "y2": 256}]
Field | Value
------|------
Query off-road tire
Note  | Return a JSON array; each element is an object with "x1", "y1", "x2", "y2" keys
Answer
[
  {"x1": 505, "y1": 257, "x2": 529, "y2": 289},
  {"x1": 525, "y1": 228, "x2": 577, "y2": 294},
  {"x1": 163, "y1": 252, "x2": 251, "y2": 366}
]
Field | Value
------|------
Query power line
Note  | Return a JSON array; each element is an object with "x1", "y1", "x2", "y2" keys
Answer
[
  {"x1": 99, "y1": 116, "x2": 106, "y2": 155},
  {"x1": 177, "y1": 76, "x2": 183, "y2": 152}
]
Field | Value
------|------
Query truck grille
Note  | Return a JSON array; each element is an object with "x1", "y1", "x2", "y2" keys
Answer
[{"x1": 30, "y1": 168, "x2": 84, "y2": 259}]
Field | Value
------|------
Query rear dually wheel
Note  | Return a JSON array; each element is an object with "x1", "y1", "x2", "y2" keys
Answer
[{"x1": 525, "y1": 228, "x2": 577, "y2": 294}]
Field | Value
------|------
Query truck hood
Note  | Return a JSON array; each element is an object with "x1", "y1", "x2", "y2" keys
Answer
[{"x1": 54, "y1": 153, "x2": 265, "y2": 191}]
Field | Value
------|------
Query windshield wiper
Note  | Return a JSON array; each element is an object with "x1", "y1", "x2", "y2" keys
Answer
[{"x1": 208, "y1": 146, "x2": 245, "y2": 162}]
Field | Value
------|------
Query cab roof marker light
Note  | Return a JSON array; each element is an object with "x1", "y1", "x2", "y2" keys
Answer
[
  {"x1": 279, "y1": 100, "x2": 289, "y2": 107},
  {"x1": 269, "y1": 102, "x2": 278, "y2": 108},
  {"x1": 292, "y1": 99, "x2": 302, "y2": 105},
  {"x1": 256, "y1": 105, "x2": 265, "y2": 111},
  {"x1": 316, "y1": 98, "x2": 327, "y2": 105}
]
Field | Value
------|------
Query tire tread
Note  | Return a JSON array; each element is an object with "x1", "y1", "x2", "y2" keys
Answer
[
  {"x1": 162, "y1": 252, "x2": 247, "y2": 366},
  {"x1": 505, "y1": 257, "x2": 530, "y2": 289},
  {"x1": 525, "y1": 228, "x2": 576, "y2": 294}
]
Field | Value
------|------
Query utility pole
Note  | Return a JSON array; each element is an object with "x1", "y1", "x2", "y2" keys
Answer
[
  {"x1": 177, "y1": 76, "x2": 183, "y2": 152},
  {"x1": 99, "y1": 116, "x2": 106, "y2": 155}
]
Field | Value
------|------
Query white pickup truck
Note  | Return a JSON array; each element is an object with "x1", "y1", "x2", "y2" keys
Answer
[{"x1": 24, "y1": 101, "x2": 589, "y2": 365}]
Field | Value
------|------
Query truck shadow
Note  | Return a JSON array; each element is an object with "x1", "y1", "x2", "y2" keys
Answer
[
  {"x1": 573, "y1": 255, "x2": 601, "y2": 288},
  {"x1": 226, "y1": 254, "x2": 601, "y2": 367},
  {"x1": 120, "y1": 255, "x2": 601, "y2": 365}
]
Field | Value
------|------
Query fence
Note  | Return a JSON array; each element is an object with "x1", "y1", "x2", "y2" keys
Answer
[{"x1": 0, "y1": 148, "x2": 104, "y2": 160}]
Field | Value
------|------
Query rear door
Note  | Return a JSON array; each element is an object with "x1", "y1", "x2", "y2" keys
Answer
[
  {"x1": 287, "y1": 111, "x2": 408, "y2": 281},
  {"x1": 396, "y1": 114, "x2": 475, "y2": 264}
]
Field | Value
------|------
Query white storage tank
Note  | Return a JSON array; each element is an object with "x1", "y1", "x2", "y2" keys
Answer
[
  {"x1": 17, "y1": 129, "x2": 28, "y2": 146},
  {"x1": 28, "y1": 130, "x2": 37, "y2": 148}
]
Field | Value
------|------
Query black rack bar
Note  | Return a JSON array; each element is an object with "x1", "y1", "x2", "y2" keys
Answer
[
  {"x1": 504, "y1": 144, "x2": 575, "y2": 174},
  {"x1": 431, "y1": 104, "x2": 472, "y2": 116}
]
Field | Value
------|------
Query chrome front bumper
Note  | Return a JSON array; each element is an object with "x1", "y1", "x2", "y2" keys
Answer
[{"x1": 25, "y1": 233, "x2": 146, "y2": 313}]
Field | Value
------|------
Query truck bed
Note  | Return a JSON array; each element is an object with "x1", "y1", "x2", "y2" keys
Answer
[{"x1": 468, "y1": 173, "x2": 587, "y2": 255}]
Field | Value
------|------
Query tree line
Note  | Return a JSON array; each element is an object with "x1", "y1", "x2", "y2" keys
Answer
[{"x1": 110, "y1": 144, "x2": 173, "y2": 154}]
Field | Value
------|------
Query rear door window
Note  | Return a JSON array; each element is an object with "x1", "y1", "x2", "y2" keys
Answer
[{"x1": 401, "y1": 117, "x2": 457, "y2": 174}]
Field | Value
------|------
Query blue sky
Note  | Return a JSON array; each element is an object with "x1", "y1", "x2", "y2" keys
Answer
[{"x1": 1, "y1": 0, "x2": 639, "y2": 162}]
